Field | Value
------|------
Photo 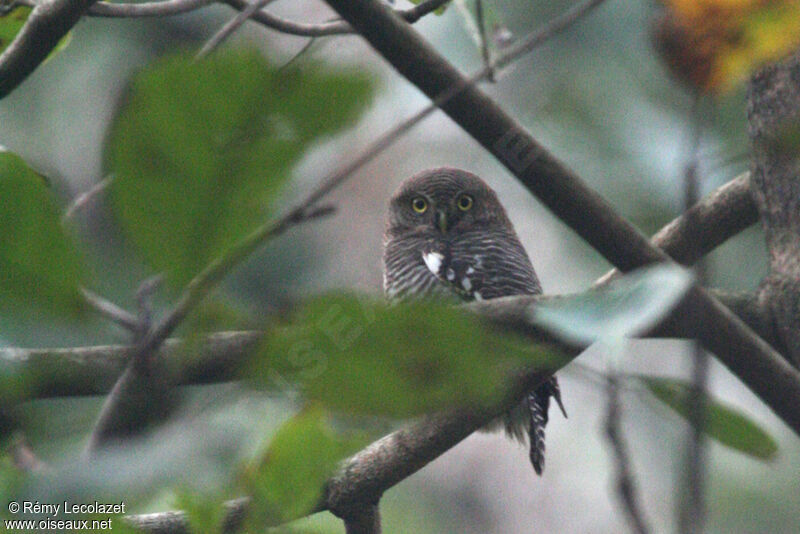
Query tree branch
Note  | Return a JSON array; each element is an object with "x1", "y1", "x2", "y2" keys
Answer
[
  {"x1": 320, "y1": 0, "x2": 800, "y2": 437},
  {"x1": 86, "y1": 0, "x2": 213, "y2": 17},
  {"x1": 80, "y1": 287, "x2": 141, "y2": 332},
  {"x1": 62, "y1": 177, "x2": 112, "y2": 221},
  {"x1": 678, "y1": 95, "x2": 710, "y2": 534},
  {"x1": 342, "y1": 505, "x2": 381, "y2": 534},
  {"x1": 84, "y1": 276, "x2": 171, "y2": 453},
  {"x1": 219, "y1": 0, "x2": 451, "y2": 37},
  {"x1": 0, "y1": 331, "x2": 261, "y2": 399},
  {"x1": 125, "y1": 497, "x2": 249, "y2": 533},
  {"x1": 195, "y1": 0, "x2": 275, "y2": 59},
  {"x1": 595, "y1": 171, "x2": 757, "y2": 287},
  {"x1": 0, "y1": 0, "x2": 95, "y2": 99}
]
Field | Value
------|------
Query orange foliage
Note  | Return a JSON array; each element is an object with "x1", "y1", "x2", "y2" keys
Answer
[{"x1": 653, "y1": 0, "x2": 800, "y2": 92}]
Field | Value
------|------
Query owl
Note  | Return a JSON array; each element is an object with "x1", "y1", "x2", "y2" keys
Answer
[{"x1": 382, "y1": 167, "x2": 566, "y2": 475}]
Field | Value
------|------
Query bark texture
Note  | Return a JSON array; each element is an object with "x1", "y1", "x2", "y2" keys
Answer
[{"x1": 748, "y1": 50, "x2": 800, "y2": 367}]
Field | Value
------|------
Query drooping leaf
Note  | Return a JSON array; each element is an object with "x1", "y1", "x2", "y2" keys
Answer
[
  {"x1": 107, "y1": 50, "x2": 372, "y2": 287},
  {"x1": 243, "y1": 407, "x2": 370, "y2": 525},
  {"x1": 253, "y1": 294, "x2": 562, "y2": 418},
  {"x1": 642, "y1": 376, "x2": 779, "y2": 460},
  {"x1": 0, "y1": 6, "x2": 72, "y2": 56},
  {"x1": 531, "y1": 265, "x2": 693, "y2": 345},
  {"x1": 0, "y1": 150, "x2": 84, "y2": 321}
]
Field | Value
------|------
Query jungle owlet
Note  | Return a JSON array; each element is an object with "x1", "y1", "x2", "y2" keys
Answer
[{"x1": 382, "y1": 167, "x2": 566, "y2": 475}]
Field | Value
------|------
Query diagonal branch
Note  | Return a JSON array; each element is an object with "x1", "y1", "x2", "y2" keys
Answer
[
  {"x1": 595, "y1": 171, "x2": 757, "y2": 287},
  {"x1": 0, "y1": 0, "x2": 95, "y2": 98},
  {"x1": 320, "y1": 0, "x2": 800, "y2": 437},
  {"x1": 195, "y1": 0, "x2": 275, "y2": 58}
]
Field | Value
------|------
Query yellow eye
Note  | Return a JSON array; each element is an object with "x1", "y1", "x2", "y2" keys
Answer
[
  {"x1": 411, "y1": 197, "x2": 428, "y2": 213},
  {"x1": 457, "y1": 194, "x2": 473, "y2": 211}
]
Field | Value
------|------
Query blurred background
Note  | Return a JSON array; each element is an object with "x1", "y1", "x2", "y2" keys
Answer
[{"x1": 2, "y1": 0, "x2": 798, "y2": 532}]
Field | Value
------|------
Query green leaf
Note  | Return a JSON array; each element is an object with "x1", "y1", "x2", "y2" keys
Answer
[
  {"x1": 0, "y1": 150, "x2": 84, "y2": 321},
  {"x1": 253, "y1": 294, "x2": 562, "y2": 418},
  {"x1": 409, "y1": 0, "x2": 449, "y2": 16},
  {"x1": 244, "y1": 407, "x2": 369, "y2": 525},
  {"x1": 0, "y1": 6, "x2": 71, "y2": 56},
  {"x1": 0, "y1": 355, "x2": 29, "y2": 407},
  {"x1": 642, "y1": 377, "x2": 779, "y2": 460},
  {"x1": 173, "y1": 491, "x2": 230, "y2": 534},
  {"x1": 532, "y1": 265, "x2": 693, "y2": 344},
  {"x1": 107, "y1": 50, "x2": 372, "y2": 287}
]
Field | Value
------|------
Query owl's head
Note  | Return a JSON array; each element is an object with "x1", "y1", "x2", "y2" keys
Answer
[{"x1": 385, "y1": 167, "x2": 512, "y2": 238}]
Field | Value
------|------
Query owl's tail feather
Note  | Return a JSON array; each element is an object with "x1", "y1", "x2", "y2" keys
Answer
[{"x1": 527, "y1": 376, "x2": 566, "y2": 476}]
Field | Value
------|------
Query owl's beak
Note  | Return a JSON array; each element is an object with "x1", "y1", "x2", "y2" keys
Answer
[{"x1": 436, "y1": 208, "x2": 448, "y2": 233}]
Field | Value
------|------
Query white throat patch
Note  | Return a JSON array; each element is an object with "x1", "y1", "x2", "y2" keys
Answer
[{"x1": 421, "y1": 251, "x2": 444, "y2": 276}]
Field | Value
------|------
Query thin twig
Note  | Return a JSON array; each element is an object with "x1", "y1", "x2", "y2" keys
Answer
[
  {"x1": 80, "y1": 288, "x2": 141, "y2": 332},
  {"x1": 61, "y1": 177, "x2": 112, "y2": 221},
  {"x1": 17, "y1": 0, "x2": 215, "y2": 17},
  {"x1": 475, "y1": 0, "x2": 494, "y2": 82},
  {"x1": 195, "y1": 0, "x2": 275, "y2": 59},
  {"x1": 604, "y1": 373, "x2": 651, "y2": 534},
  {"x1": 92, "y1": 0, "x2": 212, "y2": 16},
  {"x1": 11, "y1": 435, "x2": 48, "y2": 473},
  {"x1": 679, "y1": 95, "x2": 710, "y2": 534},
  {"x1": 279, "y1": 36, "x2": 318, "y2": 71},
  {"x1": 63, "y1": 180, "x2": 142, "y2": 334},
  {"x1": 219, "y1": 0, "x2": 451, "y2": 37},
  {"x1": 134, "y1": 275, "x2": 163, "y2": 337}
]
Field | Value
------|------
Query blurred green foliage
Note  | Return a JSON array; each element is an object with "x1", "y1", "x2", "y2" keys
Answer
[
  {"x1": 107, "y1": 50, "x2": 373, "y2": 287},
  {"x1": 0, "y1": 151, "x2": 84, "y2": 324},
  {"x1": 254, "y1": 293, "x2": 563, "y2": 418},
  {"x1": 243, "y1": 407, "x2": 371, "y2": 526},
  {"x1": 0, "y1": 1, "x2": 796, "y2": 532}
]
